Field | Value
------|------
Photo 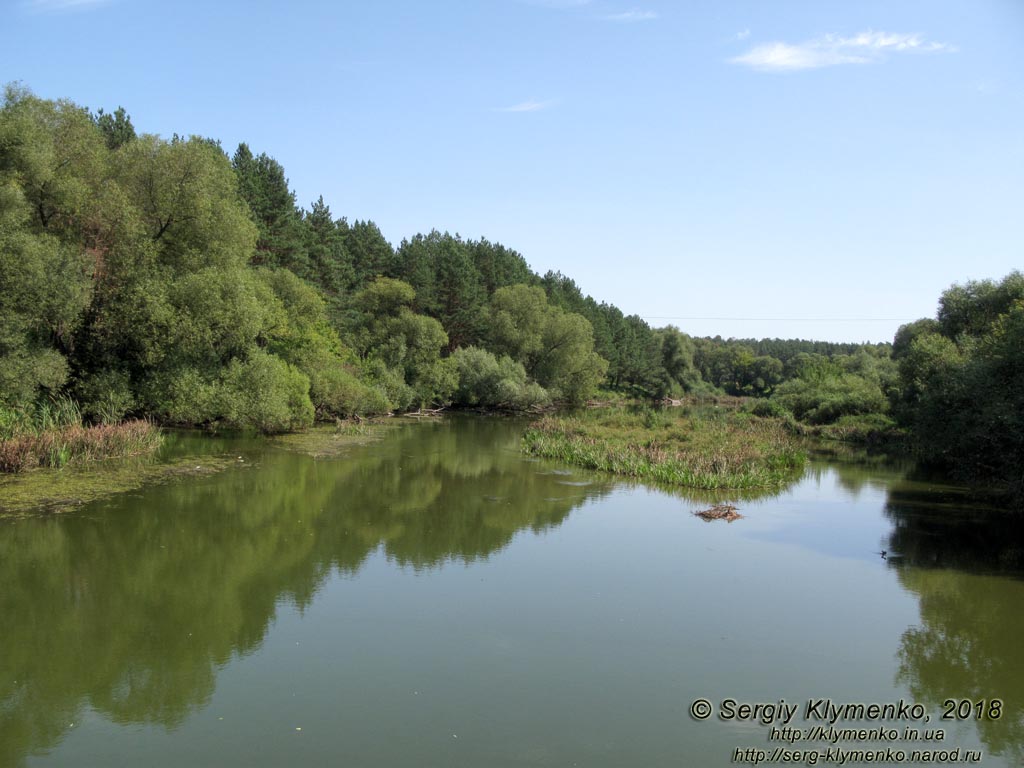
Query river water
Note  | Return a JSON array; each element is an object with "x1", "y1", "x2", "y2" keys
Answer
[{"x1": 1, "y1": 416, "x2": 1021, "y2": 767}]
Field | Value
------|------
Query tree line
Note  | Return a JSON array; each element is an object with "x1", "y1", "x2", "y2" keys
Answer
[{"x1": 1, "y1": 85, "x2": 1020, "y2": 502}]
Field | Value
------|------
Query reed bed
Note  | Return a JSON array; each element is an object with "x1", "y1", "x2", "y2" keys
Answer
[
  {"x1": 0, "y1": 399, "x2": 163, "y2": 473},
  {"x1": 522, "y1": 406, "x2": 805, "y2": 490}
]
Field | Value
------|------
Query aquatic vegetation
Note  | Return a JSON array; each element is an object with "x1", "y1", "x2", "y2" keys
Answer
[
  {"x1": 1, "y1": 396, "x2": 162, "y2": 473},
  {"x1": 271, "y1": 420, "x2": 395, "y2": 458},
  {"x1": 0, "y1": 453, "x2": 236, "y2": 516},
  {"x1": 522, "y1": 406, "x2": 806, "y2": 490}
]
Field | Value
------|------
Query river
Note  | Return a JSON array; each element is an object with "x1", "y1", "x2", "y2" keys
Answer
[{"x1": 1, "y1": 415, "x2": 1021, "y2": 767}]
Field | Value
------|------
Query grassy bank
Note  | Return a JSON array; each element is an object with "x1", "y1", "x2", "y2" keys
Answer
[
  {"x1": 522, "y1": 406, "x2": 806, "y2": 490},
  {"x1": 0, "y1": 399, "x2": 163, "y2": 473}
]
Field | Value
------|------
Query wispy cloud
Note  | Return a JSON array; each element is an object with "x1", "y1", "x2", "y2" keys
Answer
[
  {"x1": 23, "y1": 0, "x2": 111, "y2": 11},
  {"x1": 494, "y1": 99, "x2": 556, "y2": 113},
  {"x1": 602, "y1": 9, "x2": 658, "y2": 22},
  {"x1": 523, "y1": 0, "x2": 591, "y2": 8},
  {"x1": 731, "y1": 31, "x2": 955, "y2": 72},
  {"x1": 736, "y1": 29, "x2": 751, "y2": 41}
]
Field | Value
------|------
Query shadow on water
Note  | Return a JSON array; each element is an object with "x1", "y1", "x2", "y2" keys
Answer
[{"x1": 0, "y1": 416, "x2": 609, "y2": 765}]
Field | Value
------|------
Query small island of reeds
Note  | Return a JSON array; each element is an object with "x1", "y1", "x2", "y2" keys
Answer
[{"x1": 522, "y1": 404, "x2": 806, "y2": 491}]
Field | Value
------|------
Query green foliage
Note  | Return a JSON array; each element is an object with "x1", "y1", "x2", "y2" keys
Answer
[
  {"x1": 388, "y1": 231, "x2": 497, "y2": 350},
  {"x1": 343, "y1": 218, "x2": 394, "y2": 287},
  {"x1": 254, "y1": 268, "x2": 389, "y2": 417},
  {"x1": 351, "y1": 278, "x2": 456, "y2": 409},
  {"x1": 167, "y1": 267, "x2": 267, "y2": 367},
  {"x1": 772, "y1": 372, "x2": 887, "y2": 425},
  {"x1": 656, "y1": 326, "x2": 702, "y2": 395},
  {"x1": 694, "y1": 342, "x2": 783, "y2": 397},
  {"x1": 489, "y1": 284, "x2": 608, "y2": 405},
  {"x1": 892, "y1": 318, "x2": 941, "y2": 360},
  {"x1": 304, "y1": 353, "x2": 391, "y2": 416},
  {"x1": 895, "y1": 274, "x2": 1024, "y2": 503},
  {"x1": 539, "y1": 271, "x2": 669, "y2": 396},
  {"x1": 161, "y1": 351, "x2": 314, "y2": 432},
  {"x1": 92, "y1": 106, "x2": 136, "y2": 150},
  {"x1": 353, "y1": 276, "x2": 416, "y2": 317},
  {"x1": 745, "y1": 398, "x2": 791, "y2": 419},
  {"x1": 471, "y1": 238, "x2": 532, "y2": 294},
  {"x1": 936, "y1": 271, "x2": 1024, "y2": 339},
  {"x1": 231, "y1": 143, "x2": 306, "y2": 272},
  {"x1": 0, "y1": 91, "x2": 98, "y2": 405},
  {"x1": 451, "y1": 346, "x2": 549, "y2": 409},
  {"x1": 74, "y1": 369, "x2": 136, "y2": 424},
  {"x1": 809, "y1": 413, "x2": 902, "y2": 445},
  {"x1": 302, "y1": 195, "x2": 354, "y2": 304},
  {"x1": 215, "y1": 352, "x2": 314, "y2": 432},
  {"x1": 0, "y1": 395, "x2": 81, "y2": 440}
]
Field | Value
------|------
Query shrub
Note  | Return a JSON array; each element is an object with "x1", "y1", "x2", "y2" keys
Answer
[
  {"x1": 746, "y1": 399, "x2": 790, "y2": 419},
  {"x1": 451, "y1": 346, "x2": 550, "y2": 410},
  {"x1": 213, "y1": 351, "x2": 314, "y2": 432},
  {"x1": 772, "y1": 374, "x2": 887, "y2": 425},
  {"x1": 158, "y1": 351, "x2": 314, "y2": 432}
]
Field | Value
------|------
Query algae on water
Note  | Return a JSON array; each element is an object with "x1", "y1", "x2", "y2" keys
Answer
[
  {"x1": 0, "y1": 453, "x2": 237, "y2": 517},
  {"x1": 272, "y1": 421, "x2": 396, "y2": 458}
]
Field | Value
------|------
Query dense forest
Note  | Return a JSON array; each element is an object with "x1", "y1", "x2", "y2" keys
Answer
[{"x1": 0, "y1": 86, "x2": 1020, "y2": 503}]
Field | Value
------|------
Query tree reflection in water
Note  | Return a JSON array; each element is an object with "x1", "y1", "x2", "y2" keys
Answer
[
  {"x1": 885, "y1": 477, "x2": 1024, "y2": 764},
  {"x1": 0, "y1": 417, "x2": 609, "y2": 765}
]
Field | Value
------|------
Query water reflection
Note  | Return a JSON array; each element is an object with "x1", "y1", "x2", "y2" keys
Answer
[
  {"x1": 883, "y1": 478, "x2": 1024, "y2": 575},
  {"x1": 895, "y1": 567, "x2": 1024, "y2": 764},
  {"x1": 0, "y1": 417, "x2": 608, "y2": 765},
  {"x1": 3, "y1": 420, "x2": 1023, "y2": 766},
  {"x1": 880, "y1": 467, "x2": 1024, "y2": 764}
]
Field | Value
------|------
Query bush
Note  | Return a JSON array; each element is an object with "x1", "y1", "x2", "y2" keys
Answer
[
  {"x1": 746, "y1": 399, "x2": 790, "y2": 419},
  {"x1": 292, "y1": 347, "x2": 390, "y2": 417},
  {"x1": 451, "y1": 346, "x2": 550, "y2": 410},
  {"x1": 363, "y1": 358, "x2": 414, "y2": 412},
  {"x1": 772, "y1": 374, "x2": 887, "y2": 425},
  {"x1": 213, "y1": 351, "x2": 314, "y2": 432},
  {"x1": 159, "y1": 351, "x2": 314, "y2": 432}
]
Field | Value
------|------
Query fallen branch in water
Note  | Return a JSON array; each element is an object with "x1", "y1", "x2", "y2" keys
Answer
[
  {"x1": 402, "y1": 407, "x2": 446, "y2": 418},
  {"x1": 694, "y1": 504, "x2": 743, "y2": 523}
]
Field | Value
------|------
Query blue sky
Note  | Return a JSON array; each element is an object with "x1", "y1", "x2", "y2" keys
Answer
[{"x1": 4, "y1": 0, "x2": 1022, "y2": 342}]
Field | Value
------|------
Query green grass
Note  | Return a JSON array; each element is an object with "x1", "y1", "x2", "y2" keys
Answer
[{"x1": 522, "y1": 405, "x2": 806, "y2": 490}]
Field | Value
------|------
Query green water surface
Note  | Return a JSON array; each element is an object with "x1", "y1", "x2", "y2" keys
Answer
[{"x1": 1, "y1": 416, "x2": 1021, "y2": 767}]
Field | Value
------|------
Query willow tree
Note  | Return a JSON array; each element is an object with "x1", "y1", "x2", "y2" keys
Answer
[{"x1": 488, "y1": 284, "x2": 607, "y2": 405}]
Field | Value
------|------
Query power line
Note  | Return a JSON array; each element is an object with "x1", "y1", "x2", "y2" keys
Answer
[{"x1": 640, "y1": 316, "x2": 916, "y2": 323}]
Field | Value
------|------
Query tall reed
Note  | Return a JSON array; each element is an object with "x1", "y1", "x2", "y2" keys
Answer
[{"x1": 0, "y1": 398, "x2": 163, "y2": 473}]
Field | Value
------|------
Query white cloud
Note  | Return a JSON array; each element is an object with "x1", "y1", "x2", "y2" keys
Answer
[
  {"x1": 603, "y1": 9, "x2": 658, "y2": 22},
  {"x1": 24, "y1": 0, "x2": 111, "y2": 10},
  {"x1": 736, "y1": 29, "x2": 751, "y2": 41},
  {"x1": 494, "y1": 100, "x2": 556, "y2": 113},
  {"x1": 731, "y1": 30, "x2": 955, "y2": 72}
]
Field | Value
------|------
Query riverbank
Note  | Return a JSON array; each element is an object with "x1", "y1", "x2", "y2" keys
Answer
[{"x1": 522, "y1": 406, "x2": 806, "y2": 491}]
